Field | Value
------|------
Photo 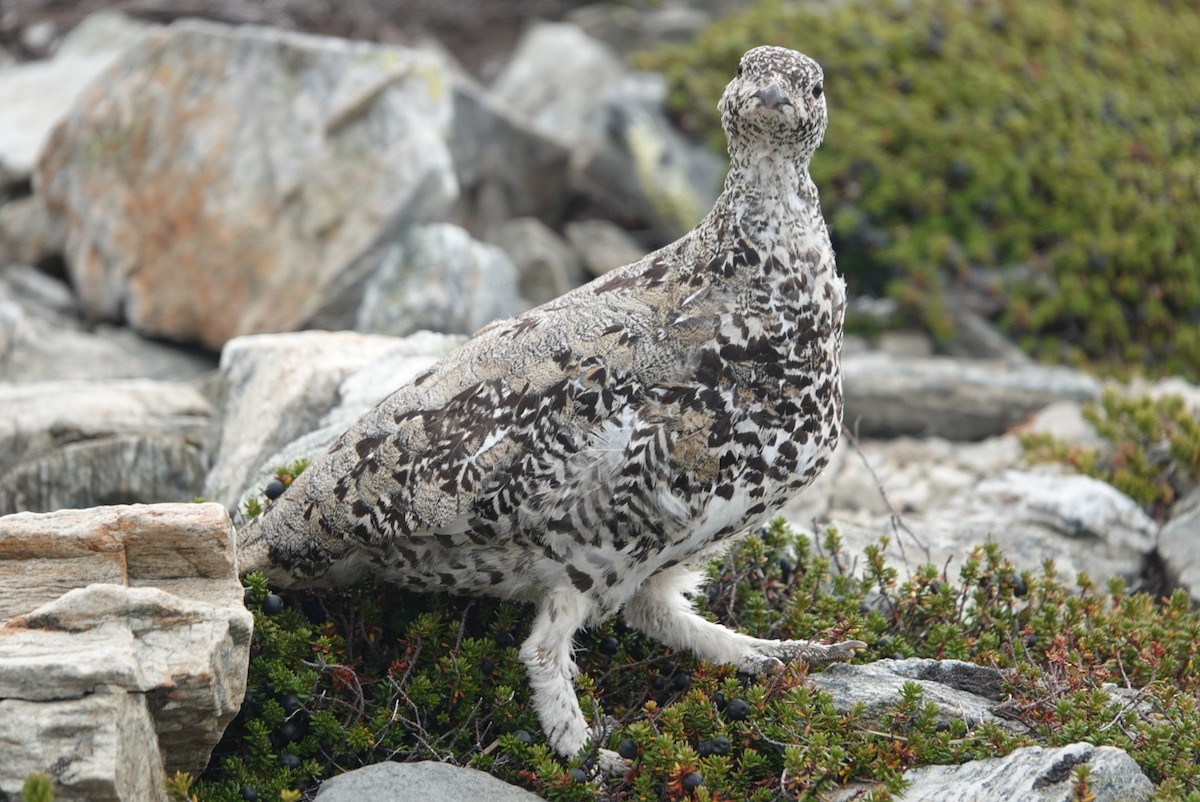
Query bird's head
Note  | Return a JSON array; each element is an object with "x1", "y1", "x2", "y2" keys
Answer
[{"x1": 719, "y1": 46, "x2": 827, "y2": 161}]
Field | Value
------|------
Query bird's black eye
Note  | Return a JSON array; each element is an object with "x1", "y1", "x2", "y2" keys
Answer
[
  {"x1": 737, "y1": 63, "x2": 744, "y2": 77},
  {"x1": 812, "y1": 83, "x2": 824, "y2": 99}
]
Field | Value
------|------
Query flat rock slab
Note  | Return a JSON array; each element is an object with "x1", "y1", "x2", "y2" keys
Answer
[
  {"x1": 811, "y1": 658, "x2": 1017, "y2": 732},
  {"x1": 843, "y1": 354, "x2": 1102, "y2": 440},
  {"x1": 315, "y1": 761, "x2": 544, "y2": 802},
  {"x1": 0, "y1": 503, "x2": 251, "y2": 799}
]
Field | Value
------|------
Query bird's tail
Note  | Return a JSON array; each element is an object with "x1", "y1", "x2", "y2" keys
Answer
[{"x1": 234, "y1": 515, "x2": 273, "y2": 577}]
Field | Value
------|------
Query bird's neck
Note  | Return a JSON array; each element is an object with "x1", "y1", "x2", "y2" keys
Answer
[{"x1": 718, "y1": 146, "x2": 821, "y2": 249}]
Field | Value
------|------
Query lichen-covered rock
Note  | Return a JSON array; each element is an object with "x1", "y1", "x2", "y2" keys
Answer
[
  {"x1": 0, "y1": 379, "x2": 213, "y2": 514},
  {"x1": 0, "y1": 503, "x2": 251, "y2": 800},
  {"x1": 37, "y1": 20, "x2": 458, "y2": 349},
  {"x1": 0, "y1": 12, "x2": 153, "y2": 186}
]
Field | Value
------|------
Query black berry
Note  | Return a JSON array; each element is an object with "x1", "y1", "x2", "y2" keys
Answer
[
  {"x1": 671, "y1": 673, "x2": 692, "y2": 692},
  {"x1": 282, "y1": 693, "x2": 302, "y2": 713},
  {"x1": 570, "y1": 768, "x2": 587, "y2": 783},
  {"x1": 281, "y1": 753, "x2": 301, "y2": 769},
  {"x1": 513, "y1": 729, "x2": 532, "y2": 745},
  {"x1": 277, "y1": 720, "x2": 300, "y2": 742},
  {"x1": 598, "y1": 635, "x2": 620, "y2": 655},
  {"x1": 496, "y1": 631, "x2": 516, "y2": 648},
  {"x1": 682, "y1": 772, "x2": 704, "y2": 791},
  {"x1": 239, "y1": 787, "x2": 258, "y2": 801},
  {"x1": 711, "y1": 691, "x2": 726, "y2": 710},
  {"x1": 262, "y1": 593, "x2": 284, "y2": 615},
  {"x1": 652, "y1": 674, "x2": 668, "y2": 690},
  {"x1": 725, "y1": 698, "x2": 750, "y2": 720},
  {"x1": 264, "y1": 479, "x2": 286, "y2": 500},
  {"x1": 617, "y1": 738, "x2": 638, "y2": 760},
  {"x1": 1010, "y1": 573, "x2": 1029, "y2": 597},
  {"x1": 708, "y1": 736, "x2": 731, "y2": 755}
]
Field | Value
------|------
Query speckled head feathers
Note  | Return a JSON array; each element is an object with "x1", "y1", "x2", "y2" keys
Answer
[{"x1": 719, "y1": 46, "x2": 827, "y2": 157}]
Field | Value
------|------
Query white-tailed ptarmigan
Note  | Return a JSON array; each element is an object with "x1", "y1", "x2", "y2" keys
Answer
[{"x1": 238, "y1": 44, "x2": 865, "y2": 772}]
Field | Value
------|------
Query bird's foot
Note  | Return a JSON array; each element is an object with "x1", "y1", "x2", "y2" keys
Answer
[
  {"x1": 594, "y1": 748, "x2": 629, "y2": 776},
  {"x1": 736, "y1": 638, "x2": 867, "y2": 674}
]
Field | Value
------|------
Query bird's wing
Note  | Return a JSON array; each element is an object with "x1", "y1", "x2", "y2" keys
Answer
[{"x1": 288, "y1": 252, "x2": 726, "y2": 552}]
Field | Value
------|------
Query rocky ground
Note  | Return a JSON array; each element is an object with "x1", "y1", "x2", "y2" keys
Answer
[{"x1": 0, "y1": 4, "x2": 1197, "y2": 801}]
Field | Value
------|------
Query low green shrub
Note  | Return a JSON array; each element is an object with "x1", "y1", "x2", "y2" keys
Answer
[
  {"x1": 1023, "y1": 391, "x2": 1200, "y2": 520},
  {"x1": 186, "y1": 521, "x2": 1200, "y2": 800},
  {"x1": 638, "y1": 0, "x2": 1200, "y2": 379}
]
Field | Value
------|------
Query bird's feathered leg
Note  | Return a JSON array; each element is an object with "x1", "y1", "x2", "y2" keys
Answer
[
  {"x1": 519, "y1": 588, "x2": 625, "y2": 774},
  {"x1": 623, "y1": 565, "x2": 866, "y2": 674}
]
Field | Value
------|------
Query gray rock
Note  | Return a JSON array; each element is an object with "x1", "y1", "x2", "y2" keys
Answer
[
  {"x1": 0, "y1": 503, "x2": 251, "y2": 799},
  {"x1": 944, "y1": 306, "x2": 1034, "y2": 362},
  {"x1": 568, "y1": 3, "x2": 711, "y2": 55},
  {"x1": 206, "y1": 330, "x2": 461, "y2": 510},
  {"x1": 315, "y1": 761, "x2": 543, "y2": 802},
  {"x1": 784, "y1": 437, "x2": 1156, "y2": 584},
  {"x1": 231, "y1": 333, "x2": 463, "y2": 516},
  {"x1": 0, "y1": 194, "x2": 65, "y2": 267},
  {"x1": 38, "y1": 20, "x2": 458, "y2": 349},
  {"x1": 448, "y1": 81, "x2": 572, "y2": 233},
  {"x1": 0, "y1": 266, "x2": 217, "y2": 383},
  {"x1": 1014, "y1": 400, "x2": 1108, "y2": 451},
  {"x1": 205, "y1": 331, "x2": 418, "y2": 508},
  {"x1": 564, "y1": 219, "x2": 646, "y2": 278},
  {"x1": 888, "y1": 743, "x2": 1151, "y2": 802},
  {"x1": 974, "y1": 470, "x2": 1157, "y2": 553},
  {"x1": 1158, "y1": 487, "x2": 1200, "y2": 605},
  {"x1": 811, "y1": 658, "x2": 1017, "y2": 732},
  {"x1": 355, "y1": 224, "x2": 521, "y2": 338},
  {"x1": 843, "y1": 353, "x2": 1102, "y2": 440},
  {"x1": 486, "y1": 217, "x2": 585, "y2": 306},
  {"x1": 0, "y1": 692, "x2": 166, "y2": 802},
  {"x1": 0, "y1": 12, "x2": 153, "y2": 187},
  {"x1": 0, "y1": 380, "x2": 213, "y2": 514},
  {"x1": 489, "y1": 22, "x2": 625, "y2": 150}
]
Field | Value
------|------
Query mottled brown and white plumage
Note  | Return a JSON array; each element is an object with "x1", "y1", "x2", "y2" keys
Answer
[{"x1": 238, "y1": 45, "x2": 864, "y2": 771}]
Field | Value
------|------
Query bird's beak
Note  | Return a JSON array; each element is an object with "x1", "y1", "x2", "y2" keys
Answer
[{"x1": 754, "y1": 82, "x2": 790, "y2": 110}]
